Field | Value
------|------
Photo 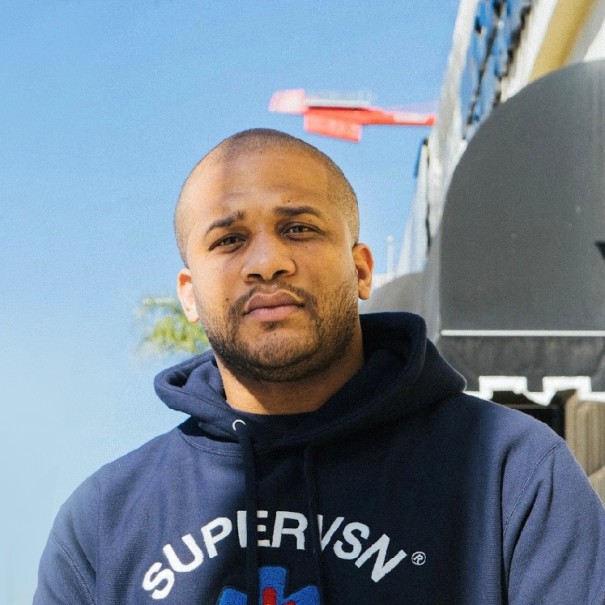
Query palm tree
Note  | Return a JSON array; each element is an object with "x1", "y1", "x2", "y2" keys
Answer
[{"x1": 136, "y1": 296, "x2": 208, "y2": 356}]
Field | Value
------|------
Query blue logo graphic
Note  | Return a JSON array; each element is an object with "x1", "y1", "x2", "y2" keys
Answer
[{"x1": 217, "y1": 566, "x2": 320, "y2": 604}]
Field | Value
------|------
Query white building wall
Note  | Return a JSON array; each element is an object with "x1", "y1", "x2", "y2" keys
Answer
[{"x1": 396, "y1": 0, "x2": 477, "y2": 275}]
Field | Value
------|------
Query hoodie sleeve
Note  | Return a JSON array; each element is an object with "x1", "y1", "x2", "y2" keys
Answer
[
  {"x1": 503, "y1": 439, "x2": 605, "y2": 605},
  {"x1": 33, "y1": 477, "x2": 98, "y2": 605}
]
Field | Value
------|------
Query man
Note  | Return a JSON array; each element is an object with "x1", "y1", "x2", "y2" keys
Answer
[{"x1": 35, "y1": 128, "x2": 605, "y2": 604}]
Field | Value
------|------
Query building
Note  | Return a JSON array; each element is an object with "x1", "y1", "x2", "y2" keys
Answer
[{"x1": 365, "y1": 0, "x2": 605, "y2": 405}]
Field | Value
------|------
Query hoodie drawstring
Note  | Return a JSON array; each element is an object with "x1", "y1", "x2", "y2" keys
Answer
[
  {"x1": 232, "y1": 420, "x2": 260, "y2": 604},
  {"x1": 303, "y1": 444, "x2": 326, "y2": 604},
  {"x1": 232, "y1": 420, "x2": 327, "y2": 604}
]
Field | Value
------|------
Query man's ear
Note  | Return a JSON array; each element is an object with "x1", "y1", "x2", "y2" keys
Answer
[
  {"x1": 353, "y1": 243, "x2": 374, "y2": 300},
  {"x1": 177, "y1": 268, "x2": 200, "y2": 323}
]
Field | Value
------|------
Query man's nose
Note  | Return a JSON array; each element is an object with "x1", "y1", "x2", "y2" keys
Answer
[{"x1": 240, "y1": 233, "x2": 296, "y2": 282}]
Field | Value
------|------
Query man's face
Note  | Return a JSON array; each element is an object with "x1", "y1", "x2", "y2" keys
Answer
[{"x1": 177, "y1": 147, "x2": 373, "y2": 383}]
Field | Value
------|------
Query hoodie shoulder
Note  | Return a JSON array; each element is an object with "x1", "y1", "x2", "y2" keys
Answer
[
  {"x1": 438, "y1": 393, "x2": 565, "y2": 462},
  {"x1": 427, "y1": 394, "x2": 605, "y2": 603},
  {"x1": 34, "y1": 427, "x2": 183, "y2": 604}
]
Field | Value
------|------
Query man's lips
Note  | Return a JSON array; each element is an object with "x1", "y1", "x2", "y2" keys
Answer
[{"x1": 243, "y1": 291, "x2": 303, "y2": 317}]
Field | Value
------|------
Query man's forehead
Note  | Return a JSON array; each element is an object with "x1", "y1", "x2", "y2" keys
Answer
[
  {"x1": 196, "y1": 144, "x2": 328, "y2": 177},
  {"x1": 202, "y1": 137, "x2": 318, "y2": 165},
  {"x1": 184, "y1": 147, "x2": 331, "y2": 199},
  {"x1": 189, "y1": 184, "x2": 333, "y2": 225}
]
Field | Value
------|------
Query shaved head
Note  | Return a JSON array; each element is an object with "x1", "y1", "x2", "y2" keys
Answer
[{"x1": 174, "y1": 128, "x2": 359, "y2": 265}]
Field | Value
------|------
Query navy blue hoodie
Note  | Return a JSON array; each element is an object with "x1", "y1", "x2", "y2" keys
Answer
[{"x1": 35, "y1": 313, "x2": 605, "y2": 604}]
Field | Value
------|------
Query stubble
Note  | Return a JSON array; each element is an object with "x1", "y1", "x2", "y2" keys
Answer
[{"x1": 198, "y1": 280, "x2": 359, "y2": 383}]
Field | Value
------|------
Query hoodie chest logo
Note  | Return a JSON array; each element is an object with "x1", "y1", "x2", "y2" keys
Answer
[
  {"x1": 217, "y1": 566, "x2": 319, "y2": 604},
  {"x1": 141, "y1": 509, "x2": 413, "y2": 599}
]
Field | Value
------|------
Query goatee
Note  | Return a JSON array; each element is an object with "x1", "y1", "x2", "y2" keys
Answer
[{"x1": 200, "y1": 280, "x2": 359, "y2": 383}]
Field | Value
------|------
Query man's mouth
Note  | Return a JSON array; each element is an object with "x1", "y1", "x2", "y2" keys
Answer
[{"x1": 243, "y1": 291, "x2": 304, "y2": 321}]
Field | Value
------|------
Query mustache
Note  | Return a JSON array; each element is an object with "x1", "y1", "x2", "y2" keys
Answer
[{"x1": 231, "y1": 281, "x2": 318, "y2": 315}]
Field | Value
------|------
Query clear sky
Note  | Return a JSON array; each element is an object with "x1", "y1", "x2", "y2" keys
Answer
[{"x1": 0, "y1": 1, "x2": 460, "y2": 601}]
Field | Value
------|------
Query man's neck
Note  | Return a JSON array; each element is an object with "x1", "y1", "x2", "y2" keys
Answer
[{"x1": 216, "y1": 339, "x2": 365, "y2": 415}]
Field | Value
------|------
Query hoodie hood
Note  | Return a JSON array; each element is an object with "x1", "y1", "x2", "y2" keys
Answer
[
  {"x1": 154, "y1": 312, "x2": 466, "y2": 450},
  {"x1": 154, "y1": 312, "x2": 468, "y2": 600}
]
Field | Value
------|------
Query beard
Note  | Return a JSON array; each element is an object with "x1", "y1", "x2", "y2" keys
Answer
[{"x1": 196, "y1": 280, "x2": 359, "y2": 383}]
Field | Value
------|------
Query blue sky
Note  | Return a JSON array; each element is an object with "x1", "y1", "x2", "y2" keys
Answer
[{"x1": 0, "y1": 1, "x2": 460, "y2": 601}]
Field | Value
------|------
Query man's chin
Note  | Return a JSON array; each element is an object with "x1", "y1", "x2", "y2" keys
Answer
[
  {"x1": 225, "y1": 340, "x2": 323, "y2": 383},
  {"x1": 235, "y1": 358, "x2": 326, "y2": 383},
  {"x1": 246, "y1": 340, "x2": 318, "y2": 370}
]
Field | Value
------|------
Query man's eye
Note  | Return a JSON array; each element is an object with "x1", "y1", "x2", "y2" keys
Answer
[
  {"x1": 214, "y1": 235, "x2": 243, "y2": 249},
  {"x1": 286, "y1": 225, "x2": 312, "y2": 234}
]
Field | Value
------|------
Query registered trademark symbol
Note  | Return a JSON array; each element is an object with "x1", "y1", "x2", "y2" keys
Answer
[{"x1": 411, "y1": 551, "x2": 426, "y2": 566}]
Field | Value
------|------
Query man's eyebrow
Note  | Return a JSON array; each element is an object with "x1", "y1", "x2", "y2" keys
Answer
[
  {"x1": 204, "y1": 205, "x2": 323, "y2": 237},
  {"x1": 274, "y1": 205, "x2": 324, "y2": 219},
  {"x1": 205, "y1": 210, "x2": 246, "y2": 236}
]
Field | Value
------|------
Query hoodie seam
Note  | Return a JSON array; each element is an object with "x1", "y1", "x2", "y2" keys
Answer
[
  {"x1": 162, "y1": 383, "x2": 227, "y2": 411},
  {"x1": 161, "y1": 384, "x2": 238, "y2": 422},
  {"x1": 51, "y1": 533, "x2": 96, "y2": 605},
  {"x1": 502, "y1": 440, "x2": 563, "y2": 537},
  {"x1": 272, "y1": 324, "x2": 429, "y2": 446},
  {"x1": 178, "y1": 430, "x2": 243, "y2": 457},
  {"x1": 278, "y1": 388, "x2": 460, "y2": 450},
  {"x1": 591, "y1": 573, "x2": 605, "y2": 605}
]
